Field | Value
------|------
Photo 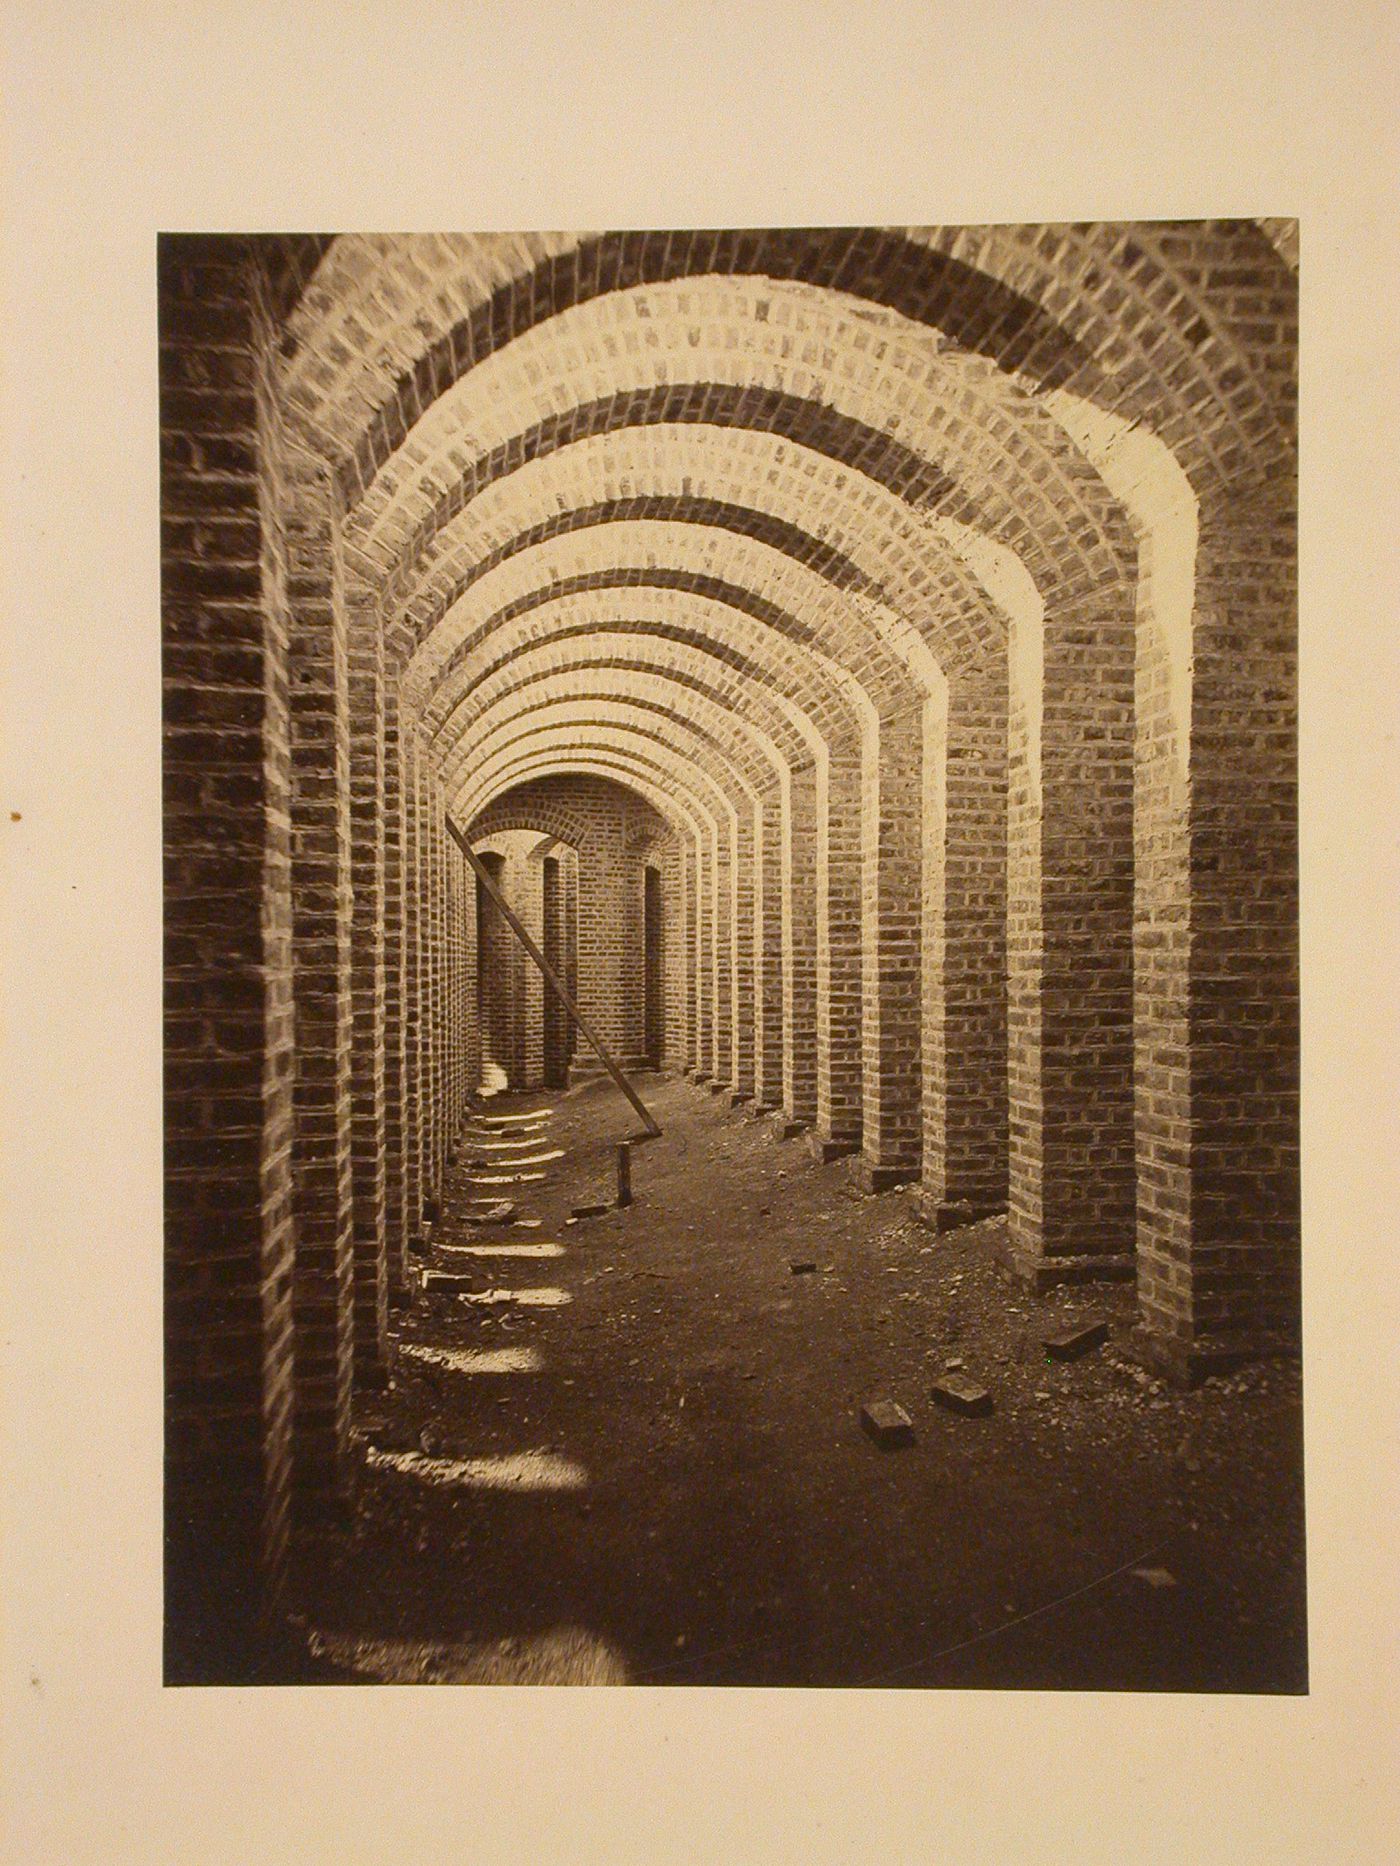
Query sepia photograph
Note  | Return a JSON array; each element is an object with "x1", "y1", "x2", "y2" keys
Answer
[
  {"x1": 161, "y1": 222, "x2": 1305, "y2": 1692},
  {"x1": 5, "y1": 3, "x2": 1398, "y2": 1862}
]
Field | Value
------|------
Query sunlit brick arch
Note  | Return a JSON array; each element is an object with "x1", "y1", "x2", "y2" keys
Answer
[
  {"x1": 427, "y1": 632, "x2": 831, "y2": 784},
  {"x1": 308, "y1": 235, "x2": 1232, "y2": 1333},
  {"x1": 463, "y1": 789, "x2": 602, "y2": 851},
  {"x1": 340, "y1": 276, "x2": 1136, "y2": 607},
  {"x1": 444, "y1": 683, "x2": 772, "y2": 811},
  {"x1": 418, "y1": 606, "x2": 858, "y2": 759},
  {"x1": 377, "y1": 426, "x2": 1014, "y2": 682},
  {"x1": 463, "y1": 758, "x2": 706, "y2": 857},
  {"x1": 280, "y1": 225, "x2": 1293, "y2": 511},
  {"x1": 413, "y1": 580, "x2": 870, "y2": 750},
  {"x1": 402, "y1": 525, "x2": 936, "y2": 724}
]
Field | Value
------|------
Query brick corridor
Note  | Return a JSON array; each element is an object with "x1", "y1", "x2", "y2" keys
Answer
[{"x1": 159, "y1": 224, "x2": 1301, "y2": 1681}]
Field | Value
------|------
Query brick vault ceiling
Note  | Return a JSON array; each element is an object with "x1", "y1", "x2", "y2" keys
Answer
[{"x1": 270, "y1": 225, "x2": 1295, "y2": 826}]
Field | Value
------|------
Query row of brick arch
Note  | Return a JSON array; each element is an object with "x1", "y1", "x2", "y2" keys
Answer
[{"x1": 161, "y1": 223, "x2": 1298, "y2": 1676}]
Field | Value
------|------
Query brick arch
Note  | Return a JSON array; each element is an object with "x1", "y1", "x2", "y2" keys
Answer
[
  {"x1": 413, "y1": 583, "x2": 871, "y2": 748},
  {"x1": 383, "y1": 426, "x2": 1015, "y2": 685},
  {"x1": 346, "y1": 275, "x2": 1135, "y2": 610},
  {"x1": 284, "y1": 228, "x2": 1092, "y2": 493},
  {"x1": 427, "y1": 626, "x2": 830, "y2": 776},
  {"x1": 282, "y1": 225, "x2": 1294, "y2": 514},
  {"x1": 410, "y1": 562, "x2": 903, "y2": 723},
  {"x1": 454, "y1": 715, "x2": 747, "y2": 815},
  {"x1": 901, "y1": 221, "x2": 1295, "y2": 495},
  {"x1": 440, "y1": 677, "x2": 784, "y2": 810},
  {"x1": 368, "y1": 382, "x2": 952, "y2": 594},
  {"x1": 404, "y1": 536, "x2": 933, "y2": 724},
  {"x1": 264, "y1": 234, "x2": 339, "y2": 332},
  {"x1": 463, "y1": 754, "x2": 709, "y2": 850},
  {"x1": 464, "y1": 788, "x2": 600, "y2": 851},
  {"x1": 452, "y1": 710, "x2": 754, "y2": 831}
]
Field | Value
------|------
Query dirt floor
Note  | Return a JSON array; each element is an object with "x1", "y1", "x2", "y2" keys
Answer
[{"x1": 289, "y1": 1073, "x2": 1307, "y2": 1691}]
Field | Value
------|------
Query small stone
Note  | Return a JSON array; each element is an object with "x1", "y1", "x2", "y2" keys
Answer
[
  {"x1": 790, "y1": 1259, "x2": 817, "y2": 1275},
  {"x1": 931, "y1": 1376, "x2": 994, "y2": 1418},
  {"x1": 860, "y1": 1399, "x2": 915, "y2": 1448},
  {"x1": 1131, "y1": 1566, "x2": 1178, "y2": 1590},
  {"x1": 465, "y1": 1200, "x2": 516, "y2": 1227},
  {"x1": 1043, "y1": 1321, "x2": 1110, "y2": 1361},
  {"x1": 422, "y1": 1269, "x2": 481, "y2": 1296}
]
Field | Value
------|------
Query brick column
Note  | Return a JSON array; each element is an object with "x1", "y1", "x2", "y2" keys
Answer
[
  {"x1": 424, "y1": 777, "x2": 444, "y2": 1204},
  {"x1": 401, "y1": 731, "x2": 424, "y2": 1241},
  {"x1": 665, "y1": 838, "x2": 689, "y2": 1068},
  {"x1": 571, "y1": 816, "x2": 637, "y2": 1063},
  {"x1": 518, "y1": 847, "x2": 547, "y2": 1087},
  {"x1": 728, "y1": 809, "x2": 756, "y2": 1100},
  {"x1": 161, "y1": 236, "x2": 295, "y2": 1675},
  {"x1": 711, "y1": 823, "x2": 734, "y2": 1088},
  {"x1": 1003, "y1": 575, "x2": 1136, "y2": 1289},
  {"x1": 382, "y1": 690, "x2": 409, "y2": 1296},
  {"x1": 541, "y1": 854, "x2": 567, "y2": 1086},
  {"x1": 475, "y1": 849, "x2": 514, "y2": 1085},
  {"x1": 620, "y1": 830, "x2": 649, "y2": 1069},
  {"x1": 858, "y1": 707, "x2": 924, "y2": 1190},
  {"x1": 811, "y1": 739, "x2": 864, "y2": 1160},
  {"x1": 782, "y1": 765, "x2": 818, "y2": 1129},
  {"x1": 919, "y1": 667, "x2": 1009, "y2": 1229},
  {"x1": 464, "y1": 845, "x2": 482, "y2": 1097},
  {"x1": 1135, "y1": 475, "x2": 1299, "y2": 1380},
  {"x1": 693, "y1": 833, "x2": 715, "y2": 1079},
  {"x1": 563, "y1": 846, "x2": 579, "y2": 1079},
  {"x1": 753, "y1": 784, "x2": 785, "y2": 1111},
  {"x1": 347, "y1": 590, "x2": 387, "y2": 1386},
  {"x1": 284, "y1": 460, "x2": 354, "y2": 1524},
  {"x1": 689, "y1": 839, "x2": 706, "y2": 1074},
  {"x1": 449, "y1": 841, "x2": 463, "y2": 1132}
]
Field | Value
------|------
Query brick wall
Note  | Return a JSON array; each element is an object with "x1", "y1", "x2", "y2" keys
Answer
[
  {"x1": 161, "y1": 236, "x2": 297, "y2": 1675},
  {"x1": 282, "y1": 460, "x2": 356, "y2": 1521}
]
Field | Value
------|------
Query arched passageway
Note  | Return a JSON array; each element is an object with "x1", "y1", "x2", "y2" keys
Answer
[{"x1": 161, "y1": 222, "x2": 1300, "y2": 1683}]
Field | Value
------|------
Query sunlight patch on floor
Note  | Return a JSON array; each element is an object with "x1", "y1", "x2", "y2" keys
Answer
[
  {"x1": 439, "y1": 1241, "x2": 566, "y2": 1258},
  {"x1": 466, "y1": 1141, "x2": 563, "y2": 1156},
  {"x1": 306, "y1": 1625, "x2": 628, "y2": 1685},
  {"x1": 464, "y1": 1138, "x2": 563, "y2": 1156},
  {"x1": 366, "y1": 1447, "x2": 588, "y2": 1491},
  {"x1": 397, "y1": 1343, "x2": 544, "y2": 1374}
]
